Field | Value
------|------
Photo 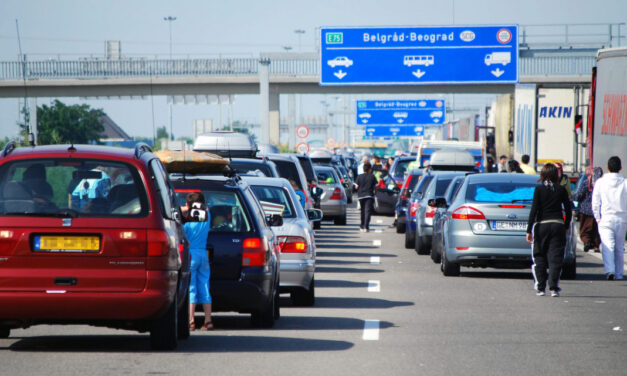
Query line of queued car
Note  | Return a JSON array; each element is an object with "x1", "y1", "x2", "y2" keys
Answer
[
  {"x1": 392, "y1": 148, "x2": 577, "y2": 279},
  {"x1": 0, "y1": 131, "x2": 355, "y2": 350}
]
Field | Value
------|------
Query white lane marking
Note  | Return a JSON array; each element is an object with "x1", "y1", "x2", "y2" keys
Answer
[
  {"x1": 373, "y1": 240, "x2": 381, "y2": 247},
  {"x1": 376, "y1": 219, "x2": 382, "y2": 224},
  {"x1": 375, "y1": 229, "x2": 382, "y2": 233},
  {"x1": 362, "y1": 320, "x2": 380, "y2": 340},
  {"x1": 370, "y1": 256, "x2": 380, "y2": 264},
  {"x1": 368, "y1": 280, "x2": 380, "y2": 292}
]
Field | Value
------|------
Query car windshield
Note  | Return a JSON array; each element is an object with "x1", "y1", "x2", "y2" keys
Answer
[
  {"x1": 316, "y1": 169, "x2": 337, "y2": 184},
  {"x1": 466, "y1": 182, "x2": 538, "y2": 203},
  {"x1": 273, "y1": 160, "x2": 304, "y2": 190},
  {"x1": 251, "y1": 185, "x2": 296, "y2": 218},
  {"x1": 175, "y1": 188, "x2": 252, "y2": 233},
  {"x1": 394, "y1": 159, "x2": 413, "y2": 178},
  {"x1": 0, "y1": 158, "x2": 147, "y2": 217},
  {"x1": 230, "y1": 160, "x2": 273, "y2": 177}
]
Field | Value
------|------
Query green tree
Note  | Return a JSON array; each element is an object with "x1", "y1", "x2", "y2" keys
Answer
[
  {"x1": 156, "y1": 126, "x2": 170, "y2": 140},
  {"x1": 20, "y1": 100, "x2": 105, "y2": 145}
]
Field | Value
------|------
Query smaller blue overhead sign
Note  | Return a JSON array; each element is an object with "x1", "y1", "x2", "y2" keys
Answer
[
  {"x1": 365, "y1": 125, "x2": 425, "y2": 138},
  {"x1": 356, "y1": 99, "x2": 445, "y2": 126}
]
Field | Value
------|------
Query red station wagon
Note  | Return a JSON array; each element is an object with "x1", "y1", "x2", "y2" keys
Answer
[{"x1": 0, "y1": 143, "x2": 190, "y2": 350}]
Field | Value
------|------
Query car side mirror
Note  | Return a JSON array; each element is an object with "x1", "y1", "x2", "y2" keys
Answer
[
  {"x1": 435, "y1": 197, "x2": 448, "y2": 208},
  {"x1": 266, "y1": 214, "x2": 284, "y2": 227},
  {"x1": 428, "y1": 199, "x2": 436, "y2": 207},
  {"x1": 307, "y1": 208, "x2": 323, "y2": 222},
  {"x1": 311, "y1": 187, "x2": 323, "y2": 198},
  {"x1": 172, "y1": 208, "x2": 182, "y2": 223}
]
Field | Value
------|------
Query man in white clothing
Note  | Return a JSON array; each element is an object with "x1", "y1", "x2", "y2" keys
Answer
[{"x1": 592, "y1": 156, "x2": 627, "y2": 280}]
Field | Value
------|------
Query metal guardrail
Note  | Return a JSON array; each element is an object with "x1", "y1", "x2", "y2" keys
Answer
[{"x1": 0, "y1": 55, "x2": 597, "y2": 81}]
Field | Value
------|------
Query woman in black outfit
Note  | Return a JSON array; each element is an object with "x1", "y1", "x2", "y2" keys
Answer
[{"x1": 526, "y1": 163, "x2": 572, "y2": 297}]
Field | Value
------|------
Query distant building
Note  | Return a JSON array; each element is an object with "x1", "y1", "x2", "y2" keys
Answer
[{"x1": 98, "y1": 114, "x2": 154, "y2": 148}]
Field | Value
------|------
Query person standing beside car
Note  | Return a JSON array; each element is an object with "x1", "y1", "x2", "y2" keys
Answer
[
  {"x1": 354, "y1": 162, "x2": 377, "y2": 232},
  {"x1": 592, "y1": 156, "x2": 627, "y2": 280},
  {"x1": 183, "y1": 192, "x2": 213, "y2": 330},
  {"x1": 573, "y1": 167, "x2": 603, "y2": 253},
  {"x1": 526, "y1": 163, "x2": 572, "y2": 297},
  {"x1": 520, "y1": 155, "x2": 536, "y2": 175}
]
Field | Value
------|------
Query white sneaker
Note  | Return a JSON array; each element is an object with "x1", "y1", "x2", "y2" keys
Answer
[
  {"x1": 536, "y1": 290, "x2": 545, "y2": 296},
  {"x1": 550, "y1": 290, "x2": 560, "y2": 297}
]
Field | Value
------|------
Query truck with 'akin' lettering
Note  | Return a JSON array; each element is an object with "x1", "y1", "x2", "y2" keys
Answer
[{"x1": 587, "y1": 47, "x2": 627, "y2": 170}]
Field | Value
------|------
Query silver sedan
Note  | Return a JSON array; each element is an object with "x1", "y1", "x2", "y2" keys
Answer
[
  {"x1": 314, "y1": 165, "x2": 348, "y2": 225},
  {"x1": 438, "y1": 173, "x2": 576, "y2": 277}
]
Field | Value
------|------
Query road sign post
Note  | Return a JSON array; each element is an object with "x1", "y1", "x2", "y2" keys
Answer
[{"x1": 320, "y1": 25, "x2": 518, "y2": 85}]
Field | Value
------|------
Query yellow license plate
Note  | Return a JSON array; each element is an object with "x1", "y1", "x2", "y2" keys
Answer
[{"x1": 35, "y1": 236, "x2": 100, "y2": 252}]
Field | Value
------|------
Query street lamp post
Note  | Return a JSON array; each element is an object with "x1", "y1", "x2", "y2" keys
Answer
[
  {"x1": 294, "y1": 29, "x2": 305, "y2": 51},
  {"x1": 163, "y1": 16, "x2": 176, "y2": 141}
]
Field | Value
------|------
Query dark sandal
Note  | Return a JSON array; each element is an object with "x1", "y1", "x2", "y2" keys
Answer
[{"x1": 200, "y1": 321, "x2": 213, "y2": 331}]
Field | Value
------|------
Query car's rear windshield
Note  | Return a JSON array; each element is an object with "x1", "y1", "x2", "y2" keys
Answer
[
  {"x1": 434, "y1": 178, "x2": 454, "y2": 196},
  {"x1": 251, "y1": 185, "x2": 296, "y2": 219},
  {"x1": 315, "y1": 168, "x2": 337, "y2": 185},
  {"x1": 174, "y1": 188, "x2": 252, "y2": 233},
  {"x1": 466, "y1": 182, "x2": 538, "y2": 203},
  {"x1": 273, "y1": 160, "x2": 304, "y2": 190},
  {"x1": 0, "y1": 158, "x2": 148, "y2": 217},
  {"x1": 413, "y1": 175, "x2": 434, "y2": 199},
  {"x1": 230, "y1": 161, "x2": 273, "y2": 177},
  {"x1": 393, "y1": 159, "x2": 413, "y2": 178}
]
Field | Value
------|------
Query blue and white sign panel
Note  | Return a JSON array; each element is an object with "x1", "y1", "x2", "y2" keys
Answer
[
  {"x1": 365, "y1": 125, "x2": 425, "y2": 138},
  {"x1": 356, "y1": 99, "x2": 445, "y2": 125},
  {"x1": 320, "y1": 25, "x2": 518, "y2": 85}
]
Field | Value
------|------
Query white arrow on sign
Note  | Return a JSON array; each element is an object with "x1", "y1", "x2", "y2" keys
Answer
[
  {"x1": 361, "y1": 119, "x2": 368, "y2": 124},
  {"x1": 412, "y1": 69, "x2": 426, "y2": 79},
  {"x1": 491, "y1": 68, "x2": 505, "y2": 77},
  {"x1": 397, "y1": 119, "x2": 404, "y2": 123},
  {"x1": 334, "y1": 70, "x2": 347, "y2": 79}
]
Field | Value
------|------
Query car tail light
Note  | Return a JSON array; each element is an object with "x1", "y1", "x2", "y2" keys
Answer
[
  {"x1": 147, "y1": 230, "x2": 169, "y2": 256},
  {"x1": 278, "y1": 236, "x2": 308, "y2": 253},
  {"x1": 499, "y1": 204, "x2": 526, "y2": 209},
  {"x1": 117, "y1": 230, "x2": 147, "y2": 257},
  {"x1": 0, "y1": 230, "x2": 16, "y2": 255},
  {"x1": 456, "y1": 247, "x2": 469, "y2": 250},
  {"x1": 425, "y1": 205, "x2": 436, "y2": 218},
  {"x1": 340, "y1": 178, "x2": 345, "y2": 183},
  {"x1": 242, "y1": 237, "x2": 266, "y2": 266},
  {"x1": 451, "y1": 206, "x2": 485, "y2": 220},
  {"x1": 401, "y1": 176, "x2": 413, "y2": 200},
  {"x1": 175, "y1": 189, "x2": 201, "y2": 193},
  {"x1": 475, "y1": 161, "x2": 481, "y2": 168},
  {"x1": 378, "y1": 179, "x2": 386, "y2": 189},
  {"x1": 330, "y1": 187, "x2": 343, "y2": 200},
  {"x1": 410, "y1": 201, "x2": 420, "y2": 217}
]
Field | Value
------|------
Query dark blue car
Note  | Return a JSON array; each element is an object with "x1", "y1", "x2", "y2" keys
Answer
[
  {"x1": 395, "y1": 169, "x2": 423, "y2": 234},
  {"x1": 403, "y1": 172, "x2": 435, "y2": 249},
  {"x1": 172, "y1": 175, "x2": 281, "y2": 328}
]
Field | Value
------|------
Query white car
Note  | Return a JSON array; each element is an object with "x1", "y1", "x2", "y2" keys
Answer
[
  {"x1": 430, "y1": 111, "x2": 443, "y2": 118},
  {"x1": 358, "y1": 113, "x2": 371, "y2": 119},
  {"x1": 242, "y1": 176, "x2": 322, "y2": 306},
  {"x1": 327, "y1": 56, "x2": 353, "y2": 68},
  {"x1": 393, "y1": 112, "x2": 409, "y2": 119}
]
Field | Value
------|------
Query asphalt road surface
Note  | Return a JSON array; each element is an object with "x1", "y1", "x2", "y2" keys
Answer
[{"x1": 1, "y1": 206, "x2": 626, "y2": 376}]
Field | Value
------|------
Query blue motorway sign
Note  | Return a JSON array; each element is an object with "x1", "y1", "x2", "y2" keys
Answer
[
  {"x1": 365, "y1": 125, "x2": 425, "y2": 138},
  {"x1": 320, "y1": 25, "x2": 518, "y2": 85},
  {"x1": 356, "y1": 99, "x2": 445, "y2": 125}
]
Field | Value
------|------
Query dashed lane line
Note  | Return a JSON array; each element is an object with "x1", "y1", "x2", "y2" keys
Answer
[
  {"x1": 368, "y1": 280, "x2": 381, "y2": 292},
  {"x1": 370, "y1": 256, "x2": 380, "y2": 264},
  {"x1": 362, "y1": 320, "x2": 380, "y2": 340},
  {"x1": 373, "y1": 240, "x2": 381, "y2": 247}
]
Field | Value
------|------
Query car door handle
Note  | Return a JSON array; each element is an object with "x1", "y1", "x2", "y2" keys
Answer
[{"x1": 54, "y1": 277, "x2": 77, "y2": 286}]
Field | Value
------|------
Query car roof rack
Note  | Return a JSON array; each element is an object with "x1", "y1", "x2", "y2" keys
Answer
[
  {"x1": 1, "y1": 141, "x2": 17, "y2": 158},
  {"x1": 134, "y1": 142, "x2": 153, "y2": 159}
]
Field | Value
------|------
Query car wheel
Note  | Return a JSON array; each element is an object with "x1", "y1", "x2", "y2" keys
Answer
[
  {"x1": 273, "y1": 282, "x2": 281, "y2": 320},
  {"x1": 177, "y1": 288, "x2": 190, "y2": 340},
  {"x1": 404, "y1": 231, "x2": 415, "y2": 249},
  {"x1": 334, "y1": 214, "x2": 347, "y2": 225},
  {"x1": 430, "y1": 243, "x2": 441, "y2": 264},
  {"x1": 292, "y1": 278, "x2": 315, "y2": 306},
  {"x1": 416, "y1": 234, "x2": 429, "y2": 255},
  {"x1": 441, "y1": 249, "x2": 460, "y2": 277},
  {"x1": 561, "y1": 258, "x2": 577, "y2": 280},
  {"x1": 313, "y1": 221, "x2": 321, "y2": 229},
  {"x1": 0, "y1": 326, "x2": 9, "y2": 338},
  {"x1": 150, "y1": 293, "x2": 178, "y2": 350},
  {"x1": 396, "y1": 221, "x2": 406, "y2": 234},
  {"x1": 251, "y1": 292, "x2": 275, "y2": 328},
  {"x1": 347, "y1": 195, "x2": 353, "y2": 204}
]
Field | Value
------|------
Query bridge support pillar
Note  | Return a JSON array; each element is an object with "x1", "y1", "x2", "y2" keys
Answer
[
  {"x1": 259, "y1": 58, "x2": 270, "y2": 145},
  {"x1": 269, "y1": 88, "x2": 280, "y2": 146}
]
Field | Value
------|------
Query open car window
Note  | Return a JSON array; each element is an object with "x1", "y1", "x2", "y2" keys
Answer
[{"x1": 175, "y1": 188, "x2": 253, "y2": 233}]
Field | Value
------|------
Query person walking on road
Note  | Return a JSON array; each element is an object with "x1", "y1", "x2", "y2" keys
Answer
[
  {"x1": 573, "y1": 167, "x2": 603, "y2": 253},
  {"x1": 183, "y1": 192, "x2": 213, "y2": 330},
  {"x1": 498, "y1": 155, "x2": 509, "y2": 173},
  {"x1": 526, "y1": 163, "x2": 572, "y2": 297},
  {"x1": 354, "y1": 162, "x2": 377, "y2": 233},
  {"x1": 592, "y1": 156, "x2": 627, "y2": 280},
  {"x1": 520, "y1": 154, "x2": 536, "y2": 174}
]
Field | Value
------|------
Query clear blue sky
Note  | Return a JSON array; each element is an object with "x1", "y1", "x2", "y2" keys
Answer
[{"x1": 1, "y1": 0, "x2": 625, "y2": 140}]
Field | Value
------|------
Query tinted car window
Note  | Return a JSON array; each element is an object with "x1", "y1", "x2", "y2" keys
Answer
[
  {"x1": 316, "y1": 169, "x2": 337, "y2": 184},
  {"x1": 251, "y1": 185, "x2": 296, "y2": 218},
  {"x1": 446, "y1": 178, "x2": 464, "y2": 202},
  {"x1": 175, "y1": 189, "x2": 252, "y2": 233},
  {"x1": 408, "y1": 174, "x2": 421, "y2": 192},
  {"x1": 0, "y1": 158, "x2": 148, "y2": 217},
  {"x1": 413, "y1": 175, "x2": 434, "y2": 199},
  {"x1": 465, "y1": 182, "x2": 537, "y2": 203},
  {"x1": 435, "y1": 178, "x2": 454, "y2": 196},
  {"x1": 273, "y1": 160, "x2": 303, "y2": 190},
  {"x1": 230, "y1": 160, "x2": 273, "y2": 177},
  {"x1": 297, "y1": 157, "x2": 316, "y2": 184},
  {"x1": 394, "y1": 159, "x2": 413, "y2": 178}
]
